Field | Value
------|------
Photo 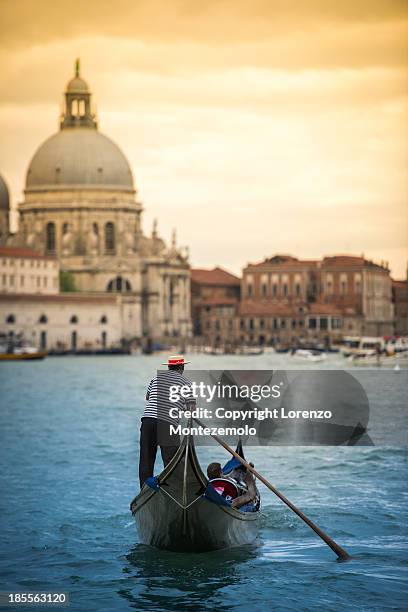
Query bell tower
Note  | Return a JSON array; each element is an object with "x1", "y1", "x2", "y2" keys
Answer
[{"x1": 60, "y1": 59, "x2": 97, "y2": 130}]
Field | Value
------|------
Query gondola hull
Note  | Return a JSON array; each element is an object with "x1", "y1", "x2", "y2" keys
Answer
[{"x1": 130, "y1": 437, "x2": 260, "y2": 552}]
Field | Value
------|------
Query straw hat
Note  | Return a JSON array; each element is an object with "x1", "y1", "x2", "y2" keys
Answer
[{"x1": 162, "y1": 355, "x2": 190, "y2": 366}]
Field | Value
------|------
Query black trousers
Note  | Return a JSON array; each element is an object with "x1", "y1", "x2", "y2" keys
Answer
[{"x1": 139, "y1": 417, "x2": 179, "y2": 488}]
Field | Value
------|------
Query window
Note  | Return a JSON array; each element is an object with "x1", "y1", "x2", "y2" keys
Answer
[
  {"x1": 283, "y1": 284, "x2": 288, "y2": 297},
  {"x1": 320, "y1": 317, "x2": 328, "y2": 330},
  {"x1": 2, "y1": 274, "x2": 6, "y2": 285},
  {"x1": 273, "y1": 318, "x2": 278, "y2": 330},
  {"x1": 43, "y1": 277, "x2": 48, "y2": 288},
  {"x1": 240, "y1": 319, "x2": 245, "y2": 330},
  {"x1": 106, "y1": 276, "x2": 132, "y2": 292},
  {"x1": 39, "y1": 314, "x2": 48, "y2": 324},
  {"x1": 272, "y1": 284, "x2": 278, "y2": 297},
  {"x1": 6, "y1": 314, "x2": 16, "y2": 324},
  {"x1": 308, "y1": 318, "x2": 317, "y2": 329},
  {"x1": 70, "y1": 315, "x2": 78, "y2": 324},
  {"x1": 20, "y1": 275, "x2": 24, "y2": 287},
  {"x1": 249, "y1": 318, "x2": 254, "y2": 330},
  {"x1": 261, "y1": 284, "x2": 267, "y2": 298},
  {"x1": 295, "y1": 283, "x2": 301, "y2": 297},
  {"x1": 46, "y1": 222, "x2": 56, "y2": 252},
  {"x1": 215, "y1": 320, "x2": 220, "y2": 331},
  {"x1": 9, "y1": 275, "x2": 14, "y2": 286},
  {"x1": 40, "y1": 331, "x2": 47, "y2": 350},
  {"x1": 104, "y1": 222, "x2": 115, "y2": 252},
  {"x1": 100, "y1": 315, "x2": 108, "y2": 324},
  {"x1": 291, "y1": 319, "x2": 296, "y2": 329},
  {"x1": 247, "y1": 284, "x2": 253, "y2": 298},
  {"x1": 280, "y1": 319, "x2": 286, "y2": 329},
  {"x1": 332, "y1": 318, "x2": 342, "y2": 329},
  {"x1": 325, "y1": 274, "x2": 333, "y2": 294},
  {"x1": 260, "y1": 319, "x2": 265, "y2": 330},
  {"x1": 71, "y1": 330, "x2": 77, "y2": 351},
  {"x1": 101, "y1": 331, "x2": 107, "y2": 348}
]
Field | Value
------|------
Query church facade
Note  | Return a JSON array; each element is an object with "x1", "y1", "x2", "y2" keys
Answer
[{"x1": 1, "y1": 62, "x2": 191, "y2": 347}]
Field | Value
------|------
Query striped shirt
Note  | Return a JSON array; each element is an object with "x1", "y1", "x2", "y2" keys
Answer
[{"x1": 143, "y1": 370, "x2": 195, "y2": 425}]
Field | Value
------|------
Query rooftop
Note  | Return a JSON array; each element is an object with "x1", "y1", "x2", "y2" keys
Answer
[
  {"x1": 0, "y1": 246, "x2": 57, "y2": 261},
  {"x1": 191, "y1": 267, "x2": 240, "y2": 286},
  {"x1": 0, "y1": 292, "x2": 118, "y2": 304}
]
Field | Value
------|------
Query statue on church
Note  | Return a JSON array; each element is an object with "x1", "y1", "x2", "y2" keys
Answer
[
  {"x1": 26, "y1": 220, "x2": 43, "y2": 252},
  {"x1": 150, "y1": 218, "x2": 166, "y2": 256},
  {"x1": 123, "y1": 229, "x2": 135, "y2": 255},
  {"x1": 86, "y1": 222, "x2": 99, "y2": 256},
  {"x1": 61, "y1": 222, "x2": 74, "y2": 256}
]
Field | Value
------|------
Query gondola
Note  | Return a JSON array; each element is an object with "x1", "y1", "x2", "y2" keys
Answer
[{"x1": 130, "y1": 435, "x2": 260, "y2": 552}]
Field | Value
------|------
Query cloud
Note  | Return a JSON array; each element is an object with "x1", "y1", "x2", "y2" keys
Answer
[
  {"x1": 1, "y1": 0, "x2": 408, "y2": 49},
  {"x1": 0, "y1": 1, "x2": 407, "y2": 278}
]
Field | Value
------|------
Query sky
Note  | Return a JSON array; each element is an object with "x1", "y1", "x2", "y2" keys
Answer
[{"x1": 0, "y1": 0, "x2": 407, "y2": 278}]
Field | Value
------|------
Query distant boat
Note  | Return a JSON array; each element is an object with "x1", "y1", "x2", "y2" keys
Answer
[
  {"x1": 291, "y1": 349, "x2": 327, "y2": 362},
  {"x1": 237, "y1": 346, "x2": 264, "y2": 356},
  {"x1": 349, "y1": 352, "x2": 408, "y2": 367}
]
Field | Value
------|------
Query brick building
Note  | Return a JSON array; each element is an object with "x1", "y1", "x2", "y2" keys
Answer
[
  {"x1": 190, "y1": 255, "x2": 394, "y2": 349},
  {"x1": 238, "y1": 254, "x2": 393, "y2": 346},
  {"x1": 392, "y1": 277, "x2": 408, "y2": 336},
  {"x1": 190, "y1": 267, "x2": 240, "y2": 346}
]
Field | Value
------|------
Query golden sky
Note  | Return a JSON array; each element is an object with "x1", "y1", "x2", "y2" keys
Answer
[{"x1": 0, "y1": 0, "x2": 407, "y2": 277}]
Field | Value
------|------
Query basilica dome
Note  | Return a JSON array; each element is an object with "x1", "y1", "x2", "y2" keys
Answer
[
  {"x1": 25, "y1": 128, "x2": 134, "y2": 192},
  {"x1": 25, "y1": 60, "x2": 134, "y2": 193}
]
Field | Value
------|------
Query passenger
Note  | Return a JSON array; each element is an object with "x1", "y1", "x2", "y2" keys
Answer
[
  {"x1": 207, "y1": 462, "x2": 222, "y2": 480},
  {"x1": 230, "y1": 466, "x2": 257, "y2": 509},
  {"x1": 207, "y1": 461, "x2": 258, "y2": 510}
]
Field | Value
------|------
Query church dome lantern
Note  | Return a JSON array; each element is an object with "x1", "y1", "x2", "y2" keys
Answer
[{"x1": 61, "y1": 58, "x2": 96, "y2": 130}]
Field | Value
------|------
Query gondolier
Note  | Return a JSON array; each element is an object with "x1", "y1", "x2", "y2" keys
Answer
[{"x1": 139, "y1": 355, "x2": 196, "y2": 488}]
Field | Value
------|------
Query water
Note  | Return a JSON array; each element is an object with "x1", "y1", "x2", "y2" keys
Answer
[{"x1": 0, "y1": 354, "x2": 407, "y2": 611}]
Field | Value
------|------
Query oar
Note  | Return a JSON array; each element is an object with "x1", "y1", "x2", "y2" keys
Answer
[{"x1": 193, "y1": 417, "x2": 350, "y2": 561}]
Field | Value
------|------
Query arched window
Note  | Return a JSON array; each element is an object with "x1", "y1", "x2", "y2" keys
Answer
[
  {"x1": 106, "y1": 276, "x2": 132, "y2": 293},
  {"x1": 70, "y1": 315, "x2": 78, "y2": 324},
  {"x1": 100, "y1": 315, "x2": 108, "y2": 324},
  {"x1": 46, "y1": 222, "x2": 56, "y2": 252},
  {"x1": 6, "y1": 313, "x2": 15, "y2": 324},
  {"x1": 39, "y1": 314, "x2": 48, "y2": 324},
  {"x1": 105, "y1": 222, "x2": 115, "y2": 253}
]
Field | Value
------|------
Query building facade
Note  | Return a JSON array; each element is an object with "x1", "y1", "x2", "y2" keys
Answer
[
  {"x1": 238, "y1": 254, "x2": 393, "y2": 346},
  {"x1": 0, "y1": 246, "x2": 59, "y2": 295},
  {"x1": 191, "y1": 255, "x2": 395, "y2": 349},
  {"x1": 191, "y1": 267, "x2": 240, "y2": 347},
  {"x1": 0, "y1": 292, "x2": 135, "y2": 352},
  {"x1": 392, "y1": 277, "x2": 408, "y2": 336},
  {"x1": 0, "y1": 62, "x2": 191, "y2": 349}
]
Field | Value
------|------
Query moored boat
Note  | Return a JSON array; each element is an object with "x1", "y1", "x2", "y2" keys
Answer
[
  {"x1": 0, "y1": 342, "x2": 47, "y2": 361},
  {"x1": 130, "y1": 436, "x2": 260, "y2": 552}
]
